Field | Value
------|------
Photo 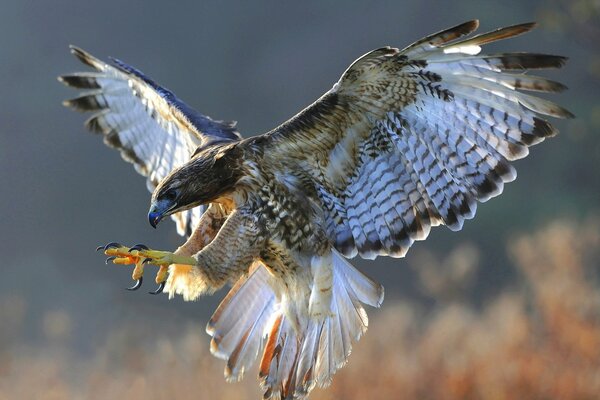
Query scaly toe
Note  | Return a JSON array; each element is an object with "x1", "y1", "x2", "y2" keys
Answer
[
  {"x1": 128, "y1": 249, "x2": 173, "y2": 266},
  {"x1": 112, "y1": 256, "x2": 137, "y2": 265},
  {"x1": 104, "y1": 245, "x2": 134, "y2": 257}
]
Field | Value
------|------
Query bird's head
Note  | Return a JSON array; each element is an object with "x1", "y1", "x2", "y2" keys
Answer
[{"x1": 148, "y1": 143, "x2": 242, "y2": 228}]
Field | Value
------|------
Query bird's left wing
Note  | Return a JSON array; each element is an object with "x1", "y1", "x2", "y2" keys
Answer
[
  {"x1": 60, "y1": 47, "x2": 242, "y2": 236},
  {"x1": 255, "y1": 21, "x2": 572, "y2": 260}
]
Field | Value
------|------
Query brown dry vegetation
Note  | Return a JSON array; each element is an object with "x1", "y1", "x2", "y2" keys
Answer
[{"x1": 1, "y1": 217, "x2": 599, "y2": 400}]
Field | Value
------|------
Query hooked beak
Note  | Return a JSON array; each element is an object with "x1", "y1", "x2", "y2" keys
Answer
[{"x1": 148, "y1": 199, "x2": 176, "y2": 228}]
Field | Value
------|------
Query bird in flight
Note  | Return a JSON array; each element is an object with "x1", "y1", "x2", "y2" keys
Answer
[{"x1": 60, "y1": 20, "x2": 571, "y2": 399}]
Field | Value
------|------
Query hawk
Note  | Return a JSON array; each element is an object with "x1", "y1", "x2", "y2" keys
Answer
[{"x1": 60, "y1": 21, "x2": 571, "y2": 399}]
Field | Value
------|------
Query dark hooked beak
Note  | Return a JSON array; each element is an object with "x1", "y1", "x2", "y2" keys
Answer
[{"x1": 148, "y1": 199, "x2": 176, "y2": 228}]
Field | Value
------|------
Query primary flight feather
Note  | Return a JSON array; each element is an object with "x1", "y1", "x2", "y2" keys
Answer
[{"x1": 60, "y1": 20, "x2": 571, "y2": 399}]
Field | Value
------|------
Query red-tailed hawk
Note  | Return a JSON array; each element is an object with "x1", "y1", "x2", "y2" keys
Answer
[{"x1": 60, "y1": 21, "x2": 571, "y2": 399}]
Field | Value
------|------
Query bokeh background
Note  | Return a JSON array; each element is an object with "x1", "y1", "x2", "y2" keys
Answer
[{"x1": 1, "y1": 1, "x2": 599, "y2": 399}]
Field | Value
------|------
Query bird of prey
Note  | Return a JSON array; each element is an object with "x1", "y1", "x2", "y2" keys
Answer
[{"x1": 60, "y1": 20, "x2": 571, "y2": 400}]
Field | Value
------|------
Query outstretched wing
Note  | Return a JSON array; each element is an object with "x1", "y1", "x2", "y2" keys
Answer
[
  {"x1": 257, "y1": 20, "x2": 572, "y2": 259},
  {"x1": 60, "y1": 47, "x2": 242, "y2": 236}
]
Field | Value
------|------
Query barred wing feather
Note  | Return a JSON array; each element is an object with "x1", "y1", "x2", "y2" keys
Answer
[
  {"x1": 60, "y1": 47, "x2": 241, "y2": 236},
  {"x1": 260, "y1": 20, "x2": 572, "y2": 260}
]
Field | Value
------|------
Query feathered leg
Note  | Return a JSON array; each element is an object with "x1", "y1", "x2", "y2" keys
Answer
[
  {"x1": 308, "y1": 254, "x2": 334, "y2": 318},
  {"x1": 165, "y1": 207, "x2": 266, "y2": 300}
]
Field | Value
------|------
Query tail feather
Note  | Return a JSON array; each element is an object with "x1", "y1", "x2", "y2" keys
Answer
[
  {"x1": 206, "y1": 262, "x2": 277, "y2": 381},
  {"x1": 259, "y1": 250, "x2": 383, "y2": 399},
  {"x1": 259, "y1": 313, "x2": 283, "y2": 379},
  {"x1": 259, "y1": 315, "x2": 300, "y2": 399},
  {"x1": 207, "y1": 251, "x2": 383, "y2": 399},
  {"x1": 336, "y1": 251, "x2": 384, "y2": 308}
]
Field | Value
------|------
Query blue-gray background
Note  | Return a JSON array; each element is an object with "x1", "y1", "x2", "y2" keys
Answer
[{"x1": 0, "y1": 0, "x2": 597, "y2": 366}]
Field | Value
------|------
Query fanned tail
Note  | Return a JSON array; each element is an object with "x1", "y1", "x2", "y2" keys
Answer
[
  {"x1": 258, "y1": 250, "x2": 383, "y2": 399},
  {"x1": 206, "y1": 251, "x2": 383, "y2": 399}
]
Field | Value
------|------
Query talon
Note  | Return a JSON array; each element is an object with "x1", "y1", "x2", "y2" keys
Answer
[
  {"x1": 96, "y1": 245, "x2": 104, "y2": 252},
  {"x1": 126, "y1": 277, "x2": 143, "y2": 291},
  {"x1": 148, "y1": 281, "x2": 165, "y2": 295},
  {"x1": 104, "y1": 242, "x2": 122, "y2": 251},
  {"x1": 142, "y1": 258, "x2": 152, "y2": 264},
  {"x1": 105, "y1": 256, "x2": 116, "y2": 264},
  {"x1": 129, "y1": 244, "x2": 149, "y2": 252}
]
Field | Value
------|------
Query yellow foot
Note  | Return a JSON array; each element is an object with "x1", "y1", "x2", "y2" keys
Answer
[{"x1": 97, "y1": 242, "x2": 196, "y2": 294}]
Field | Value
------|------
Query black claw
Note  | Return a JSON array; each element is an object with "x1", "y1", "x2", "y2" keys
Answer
[
  {"x1": 104, "y1": 242, "x2": 122, "y2": 251},
  {"x1": 142, "y1": 258, "x2": 152, "y2": 264},
  {"x1": 96, "y1": 245, "x2": 104, "y2": 252},
  {"x1": 126, "y1": 277, "x2": 143, "y2": 291},
  {"x1": 105, "y1": 256, "x2": 116, "y2": 264},
  {"x1": 148, "y1": 281, "x2": 165, "y2": 295},
  {"x1": 129, "y1": 244, "x2": 149, "y2": 252}
]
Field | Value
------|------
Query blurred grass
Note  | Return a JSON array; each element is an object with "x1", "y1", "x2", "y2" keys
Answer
[{"x1": 1, "y1": 216, "x2": 599, "y2": 400}]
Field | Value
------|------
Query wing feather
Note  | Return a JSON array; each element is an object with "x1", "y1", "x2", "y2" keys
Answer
[
  {"x1": 254, "y1": 20, "x2": 571, "y2": 259},
  {"x1": 60, "y1": 46, "x2": 242, "y2": 235}
]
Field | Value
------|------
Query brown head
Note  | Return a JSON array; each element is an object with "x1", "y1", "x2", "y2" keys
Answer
[{"x1": 148, "y1": 142, "x2": 243, "y2": 228}]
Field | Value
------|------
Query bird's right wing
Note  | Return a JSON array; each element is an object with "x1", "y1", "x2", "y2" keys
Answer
[{"x1": 60, "y1": 47, "x2": 242, "y2": 236}]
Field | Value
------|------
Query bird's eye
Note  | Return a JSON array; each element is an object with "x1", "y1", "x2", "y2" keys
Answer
[{"x1": 164, "y1": 189, "x2": 177, "y2": 200}]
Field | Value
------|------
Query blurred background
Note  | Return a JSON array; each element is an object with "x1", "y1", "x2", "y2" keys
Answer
[{"x1": 0, "y1": 0, "x2": 599, "y2": 399}]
